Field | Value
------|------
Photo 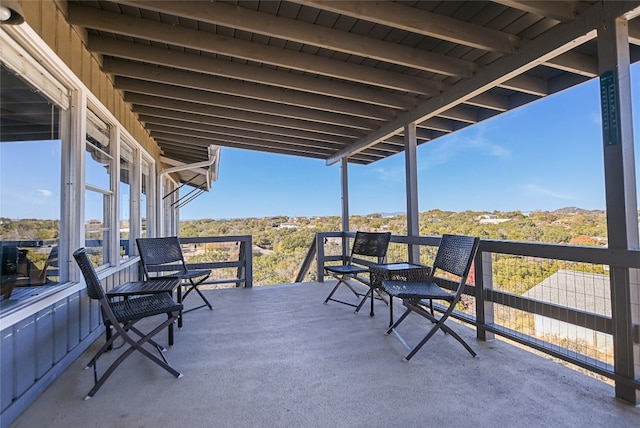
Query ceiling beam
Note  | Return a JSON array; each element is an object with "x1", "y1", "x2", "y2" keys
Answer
[
  {"x1": 629, "y1": 21, "x2": 640, "y2": 45},
  {"x1": 153, "y1": 131, "x2": 381, "y2": 164},
  {"x1": 134, "y1": 106, "x2": 355, "y2": 145},
  {"x1": 145, "y1": 122, "x2": 348, "y2": 153},
  {"x1": 293, "y1": 1, "x2": 599, "y2": 82},
  {"x1": 126, "y1": 94, "x2": 367, "y2": 139},
  {"x1": 115, "y1": 77, "x2": 381, "y2": 130},
  {"x1": 89, "y1": 36, "x2": 416, "y2": 110},
  {"x1": 92, "y1": 35, "x2": 507, "y2": 112},
  {"x1": 492, "y1": 1, "x2": 591, "y2": 21},
  {"x1": 291, "y1": 0, "x2": 521, "y2": 53},
  {"x1": 120, "y1": 0, "x2": 475, "y2": 78},
  {"x1": 327, "y1": 0, "x2": 607, "y2": 165},
  {"x1": 103, "y1": 58, "x2": 396, "y2": 121},
  {"x1": 67, "y1": 3, "x2": 444, "y2": 95}
]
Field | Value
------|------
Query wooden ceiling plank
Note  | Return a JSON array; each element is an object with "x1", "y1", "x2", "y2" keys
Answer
[
  {"x1": 134, "y1": 106, "x2": 354, "y2": 145},
  {"x1": 327, "y1": 0, "x2": 606, "y2": 165},
  {"x1": 103, "y1": 57, "x2": 396, "y2": 120},
  {"x1": 291, "y1": 0, "x2": 520, "y2": 53},
  {"x1": 89, "y1": 36, "x2": 417, "y2": 109},
  {"x1": 126, "y1": 94, "x2": 366, "y2": 139},
  {"x1": 492, "y1": 1, "x2": 590, "y2": 22},
  {"x1": 120, "y1": 0, "x2": 475, "y2": 77},
  {"x1": 115, "y1": 76, "x2": 380, "y2": 130},
  {"x1": 145, "y1": 122, "x2": 347, "y2": 152},
  {"x1": 67, "y1": 3, "x2": 444, "y2": 95}
]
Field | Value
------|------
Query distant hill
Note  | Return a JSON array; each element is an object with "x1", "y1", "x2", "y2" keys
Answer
[
  {"x1": 552, "y1": 207, "x2": 603, "y2": 215},
  {"x1": 379, "y1": 212, "x2": 404, "y2": 217}
]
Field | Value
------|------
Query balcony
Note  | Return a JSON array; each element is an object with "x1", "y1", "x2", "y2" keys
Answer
[{"x1": 10, "y1": 281, "x2": 640, "y2": 427}]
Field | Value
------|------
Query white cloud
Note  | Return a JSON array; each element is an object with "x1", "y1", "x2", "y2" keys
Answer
[
  {"x1": 38, "y1": 189, "x2": 52, "y2": 197},
  {"x1": 523, "y1": 182, "x2": 578, "y2": 200},
  {"x1": 373, "y1": 165, "x2": 405, "y2": 182},
  {"x1": 419, "y1": 123, "x2": 511, "y2": 169}
]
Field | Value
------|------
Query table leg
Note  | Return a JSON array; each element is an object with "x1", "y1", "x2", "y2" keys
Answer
[
  {"x1": 370, "y1": 286, "x2": 375, "y2": 317},
  {"x1": 177, "y1": 284, "x2": 183, "y2": 328}
]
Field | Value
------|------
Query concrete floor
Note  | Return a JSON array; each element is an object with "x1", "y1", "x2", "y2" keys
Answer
[{"x1": 10, "y1": 281, "x2": 640, "y2": 428}]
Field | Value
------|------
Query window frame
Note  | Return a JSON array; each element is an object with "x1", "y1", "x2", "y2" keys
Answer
[{"x1": 0, "y1": 25, "x2": 159, "y2": 321}]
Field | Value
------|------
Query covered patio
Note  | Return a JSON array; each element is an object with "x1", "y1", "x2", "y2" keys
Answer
[
  {"x1": 10, "y1": 283, "x2": 640, "y2": 428},
  {"x1": 1, "y1": 1, "x2": 639, "y2": 425}
]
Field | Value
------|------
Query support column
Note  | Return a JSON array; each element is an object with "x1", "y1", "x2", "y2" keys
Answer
[
  {"x1": 597, "y1": 12, "x2": 639, "y2": 405},
  {"x1": 404, "y1": 123, "x2": 420, "y2": 263},
  {"x1": 341, "y1": 158, "x2": 350, "y2": 260}
]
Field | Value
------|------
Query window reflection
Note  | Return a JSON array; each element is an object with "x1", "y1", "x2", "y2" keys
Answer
[
  {"x1": 141, "y1": 159, "x2": 151, "y2": 238},
  {"x1": 85, "y1": 109, "x2": 112, "y2": 268},
  {"x1": 0, "y1": 64, "x2": 63, "y2": 307},
  {"x1": 119, "y1": 143, "x2": 134, "y2": 258}
]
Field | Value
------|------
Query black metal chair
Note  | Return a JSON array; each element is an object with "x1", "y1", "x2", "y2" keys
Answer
[
  {"x1": 73, "y1": 248, "x2": 183, "y2": 399},
  {"x1": 136, "y1": 237, "x2": 212, "y2": 327},
  {"x1": 383, "y1": 234, "x2": 480, "y2": 361},
  {"x1": 323, "y1": 231, "x2": 391, "y2": 313}
]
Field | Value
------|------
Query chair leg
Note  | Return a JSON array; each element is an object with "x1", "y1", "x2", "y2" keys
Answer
[
  {"x1": 354, "y1": 287, "x2": 372, "y2": 314},
  {"x1": 191, "y1": 285, "x2": 213, "y2": 309},
  {"x1": 177, "y1": 286, "x2": 183, "y2": 328},
  {"x1": 180, "y1": 280, "x2": 213, "y2": 316},
  {"x1": 86, "y1": 313, "x2": 182, "y2": 399},
  {"x1": 324, "y1": 278, "x2": 346, "y2": 303},
  {"x1": 386, "y1": 306, "x2": 412, "y2": 335},
  {"x1": 355, "y1": 286, "x2": 389, "y2": 317},
  {"x1": 437, "y1": 322, "x2": 477, "y2": 357},
  {"x1": 403, "y1": 300, "x2": 477, "y2": 360},
  {"x1": 127, "y1": 324, "x2": 169, "y2": 351},
  {"x1": 87, "y1": 327, "x2": 122, "y2": 370},
  {"x1": 323, "y1": 276, "x2": 364, "y2": 310}
]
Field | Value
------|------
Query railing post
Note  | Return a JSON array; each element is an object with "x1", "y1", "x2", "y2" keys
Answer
[
  {"x1": 245, "y1": 236, "x2": 252, "y2": 287},
  {"x1": 238, "y1": 236, "x2": 252, "y2": 287},
  {"x1": 316, "y1": 233, "x2": 325, "y2": 283},
  {"x1": 597, "y1": 11, "x2": 639, "y2": 404},
  {"x1": 475, "y1": 249, "x2": 495, "y2": 341},
  {"x1": 404, "y1": 122, "x2": 420, "y2": 264}
]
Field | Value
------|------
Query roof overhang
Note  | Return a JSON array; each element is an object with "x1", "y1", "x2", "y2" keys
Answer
[{"x1": 58, "y1": 1, "x2": 640, "y2": 178}]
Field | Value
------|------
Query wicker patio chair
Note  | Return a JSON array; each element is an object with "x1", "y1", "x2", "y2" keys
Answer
[
  {"x1": 323, "y1": 231, "x2": 391, "y2": 313},
  {"x1": 73, "y1": 248, "x2": 183, "y2": 399},
  {"x1": 136, "y1": 237, "x2": 212, "y2": 327},
  {"x1": 383, "y1": 234, "x2": 480, "y2": 361}
]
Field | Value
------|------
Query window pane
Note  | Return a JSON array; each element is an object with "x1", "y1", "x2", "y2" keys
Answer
[
  {"x1": 85, "y1": 144, "x2": 111, "y2": 189},
  {"x1": 119, "y1": 144, "x2": 134, "y2": 258},
  {"x1": 141, "y1": 159, "x2": 151, "y2": 238},
  {"x1": 0, "y1": 63, "x2": 63, "y2": 308},
  {"x1": 85, "y1": 109, "x2": 112, "y2": 268},
  {"x1": 84, "y1": 189, "x2": 110, "y2": 267},
  {"x1": 85, "y1": 111, "x2": 111, "y2": 189}
]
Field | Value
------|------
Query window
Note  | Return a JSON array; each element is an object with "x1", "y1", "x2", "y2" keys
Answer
[
  {"x1": 119, "y1": 142, "x2": 134, "y2": 259},
  {"x1": 84, "y1": 109, "x2": 112, "y2": 268},
  {"x1": 0, "y1": 63, "x2": 65, "y2": 306},
  {"x1": 141, "y1": 159, "x2": 152, "y2": 238}
]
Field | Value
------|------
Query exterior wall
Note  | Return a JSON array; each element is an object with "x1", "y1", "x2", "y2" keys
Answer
[
  {"x1": 0, "y1": 2, "x2": 167, "y2": 426},
  {"x1": 0, "y1": 263, "x2": 139, "y2": 426},
  {"x1": 20, "y1": 0, "x2": 160, "y2": 160}
]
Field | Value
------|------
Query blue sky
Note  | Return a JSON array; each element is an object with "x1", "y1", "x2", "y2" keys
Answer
[
  {"x1": 180, "y1": 64, "x2": 640, "y2": 220},
  {"x1": 1, "y1": 66, "x2": 638, "y2": 221}
]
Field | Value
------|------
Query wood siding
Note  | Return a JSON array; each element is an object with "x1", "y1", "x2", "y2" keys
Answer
[
  {"x1": 0, "y1": 264, "x2": 139, "y2": 425},
  {"x1": 19, "y1": 0, "x2": 161, "y2": 159}
]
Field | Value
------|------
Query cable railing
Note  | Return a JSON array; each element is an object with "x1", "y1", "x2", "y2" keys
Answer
[
  {"x1": 300, "y1": 231, "x2": 640, "y2": 390},
  {"x1": 179, "y1": 235, "x2": 253, "y2": 288}
]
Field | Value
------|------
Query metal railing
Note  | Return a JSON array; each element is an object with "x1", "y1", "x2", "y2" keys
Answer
[
  {"x1": 299, "y1": 231, "x2": 640, "y2": 392},
  {"x1": 179, "y1": 235, "x2": 253, "y2": 288}
]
